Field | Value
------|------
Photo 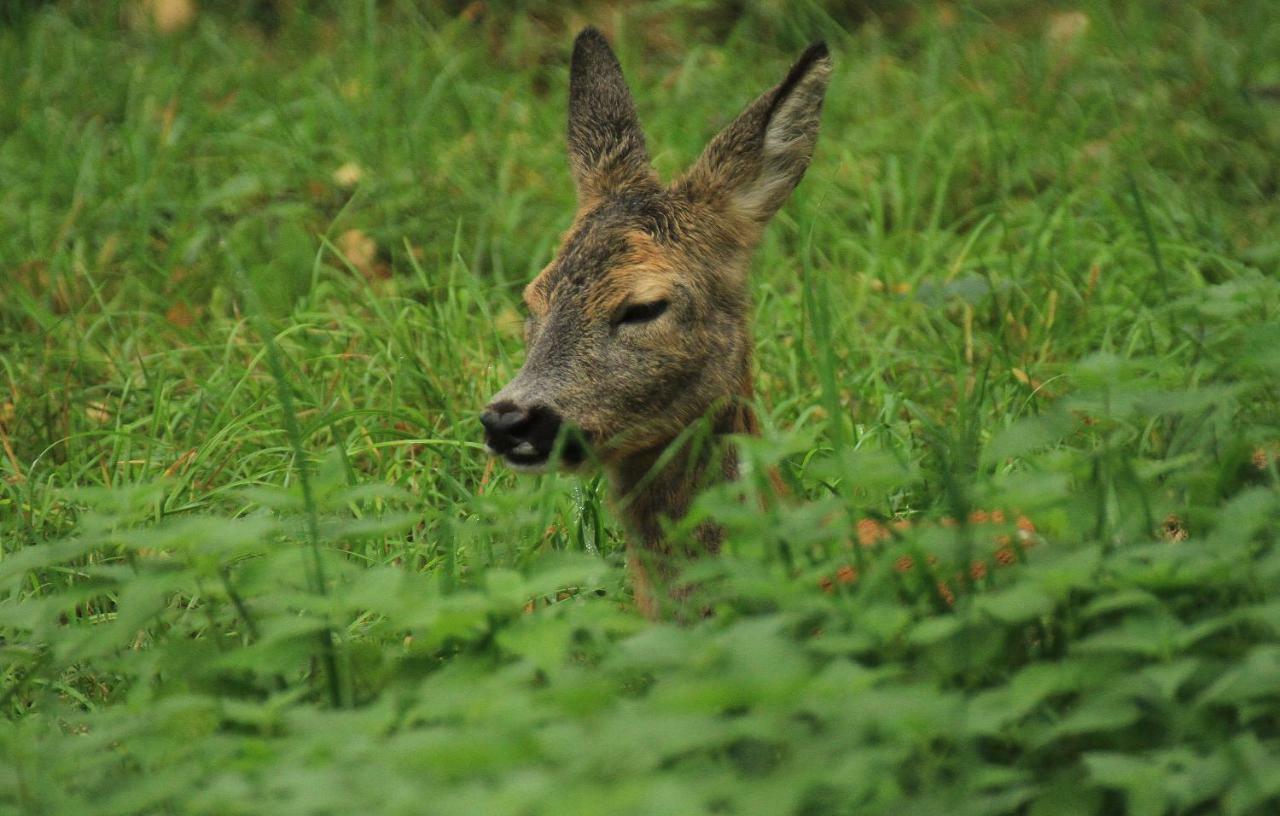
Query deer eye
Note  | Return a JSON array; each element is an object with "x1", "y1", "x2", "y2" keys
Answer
[{"x1": 616, "y1": 300, "x2": 669, "y2": 326}]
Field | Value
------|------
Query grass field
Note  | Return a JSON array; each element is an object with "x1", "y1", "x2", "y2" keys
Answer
[{"x1": 3, "y1": 1, "x2": 1280, "y2": 813}]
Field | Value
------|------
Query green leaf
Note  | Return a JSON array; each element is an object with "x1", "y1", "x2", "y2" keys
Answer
[
  {"x1": 1043, "y1": 695, "x2": 1141, "y2": 743},
  {"x1": 1079, "y1": 589, "x2": 1162, "y2": 620},
  {"x1": 975, "y1": 582, "x2": 1055, "y2": 623},
  {"x1": 1074, "y1": 614, "x2": 1183, "y2": 659},
  {"x1": 907, "y1": 615, "x2": 965, "y2": 645},
  {"x1": 484, "y1": 568, "x2": 529, "y2": 611},
  {"x1": 966, "y1": 662, "x2": 1087, "y2": 736},
  {"x1": 0, "y1": 536, "x2": 102, "y2": 588},
  {"x1": 1083, "y1": 753, "x2": 1167, "y2": 816},
  {"x1": 1026, "y1": 547, "x2": 1103, "y2": 595},
  {"x1": 981, "y1": 410, "x2": 1075, "y2": 467},
  {"x1": 495, "y1": 614, "x2": 574, "y2": 674},
  {"x1": 1137, "y1": 658, "x2": 1201, "y2": 701},
  {"x1": 1199, "y1": 646, "x2": 1280, "y2": 707},
  {"x1": 1221, "y1": 733, "x2": 1280, "y2": 815}
]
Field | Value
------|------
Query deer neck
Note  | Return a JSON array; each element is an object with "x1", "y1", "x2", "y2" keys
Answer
[
  {"x1": 604, "y1": 388, "x2": 752, "y2": 619},
  {"x1": 603, "y1": 362, "x2": 758, "y2": 615}
]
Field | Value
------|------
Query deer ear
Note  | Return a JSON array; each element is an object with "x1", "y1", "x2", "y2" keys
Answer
[
  {"x1": 567, "y1": 28, "x2": 657, "y2": 202},
  {"x1": 677, "y1": 42, "x2": 832, "y2": 226}
]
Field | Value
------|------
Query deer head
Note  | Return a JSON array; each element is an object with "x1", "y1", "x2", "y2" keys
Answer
[{"x1": 482, "y1": 29, "x2": 831, "y2": 482}]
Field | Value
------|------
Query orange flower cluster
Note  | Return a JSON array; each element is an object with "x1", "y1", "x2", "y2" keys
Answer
[
  {"x1": 1161, "y1": 514, "x2": 1189, "y2": 543},
  {"x1": 1252, "y1": 444, "x2": 1278, "y2": 472},
  {"x1": 819, "y1": 510, "x2": 1041, "y2": 602}
]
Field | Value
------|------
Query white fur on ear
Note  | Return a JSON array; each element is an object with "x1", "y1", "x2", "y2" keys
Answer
[
  {"x1": 764, "y1": 58, "x2": 832, "y2": 157},
  {"x1": 677, "y1": 42, "x2": 832, "y2": 228},
  {"x1": 737, "y1": 51, "x2": 832, "y2": 222}
]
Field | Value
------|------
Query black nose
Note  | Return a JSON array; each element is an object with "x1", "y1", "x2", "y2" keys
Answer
[{"x1": 480, "y1": 401, "x2": 563, "y2": 463}]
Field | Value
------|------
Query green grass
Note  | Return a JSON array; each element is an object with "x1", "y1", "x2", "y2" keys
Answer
[{"x1": 3, "y1": 1, "x2": 1280, "y2": 813}]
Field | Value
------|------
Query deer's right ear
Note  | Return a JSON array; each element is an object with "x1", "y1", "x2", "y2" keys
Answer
[
  {"x1": 677, "y1": 42, "x2": 832, "y2": 228},
  {"x1": 567, "y1": 28, "x2": 657, "y2": 202}
]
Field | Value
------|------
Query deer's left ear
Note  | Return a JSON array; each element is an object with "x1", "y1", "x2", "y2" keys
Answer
[
  {"x1": 677, "y1": 42, "x2": 832, "y2": 227},
  {"x1": 567, "y1": 27, "x2": 658, "y2": 202}
]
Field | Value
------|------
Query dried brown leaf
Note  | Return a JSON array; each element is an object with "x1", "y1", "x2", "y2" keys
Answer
[
  {"x1": 336, "y1": 229, "x2": 388, "y2": 281},
  {"x1": 332, "y1": 162, "x2": 364, "y2": 188},
  {"x1": 1046, "y1": 11, "x2": 1089, "y2": 47},
  {"x1": 165, "y1": 302, "x2": 196, "y2": 328},
  {"x1": 142, "y1": 0, "x2": 198, "y2": 34},
  {"x1": 86, "y1": 402, "x2": 112, "y2": 425}
]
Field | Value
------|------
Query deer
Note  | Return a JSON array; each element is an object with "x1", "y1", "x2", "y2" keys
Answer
[{"x1": 481, "y1": 27, "x2": 832, "y2": 619}]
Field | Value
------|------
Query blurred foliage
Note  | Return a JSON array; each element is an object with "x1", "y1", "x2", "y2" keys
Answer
[{"x1": 2, "y1": 0, "x2": 1280, "y2": 814}]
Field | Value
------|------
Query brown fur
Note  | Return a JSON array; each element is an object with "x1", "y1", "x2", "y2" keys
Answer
[{"x1": 485, "y1": 28, "x2": 831, "y2": 618}]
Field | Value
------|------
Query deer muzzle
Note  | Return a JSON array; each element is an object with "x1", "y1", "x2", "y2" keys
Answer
[{"x1": 480, "y1": 398, "x2": 586, "y2": 472}]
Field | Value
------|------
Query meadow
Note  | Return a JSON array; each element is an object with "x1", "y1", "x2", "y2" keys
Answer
[{"x1": 2, "y1": 1, "x2": 1280, "y2": 813}]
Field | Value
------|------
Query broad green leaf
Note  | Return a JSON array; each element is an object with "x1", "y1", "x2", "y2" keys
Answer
[
  {"x1": 1083, "y1": 752, "x2": 1167, "y2": 816},
  {"x1": 1042, "y1": 695, "x2": 1141, "y2": 743},
  {"x1": 907, "y1": 614, "x2": 965, "y2": 645},
  {"x1": 1199, "y1": 646, "x2": 1280, "y2": 707},
  {"x1": 975, "y1": 582, "x2": 1055, "y2": 623}
]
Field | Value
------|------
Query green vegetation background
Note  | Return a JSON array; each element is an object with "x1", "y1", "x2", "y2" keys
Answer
[{"x1": 2, "y1": 1, "x2": 1279, "y2": 813}]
